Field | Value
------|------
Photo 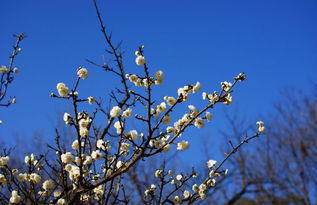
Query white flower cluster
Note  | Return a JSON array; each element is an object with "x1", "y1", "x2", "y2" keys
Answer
[
  {"x1": 126, "y1": 71, "x2": 164, "y2": 88},
  {"x1": 202, "y1": 91, "x2": 220, "y2": 104},
  {"x1": 78, "y1": 112, "x2": 91, "y2": 137},
  {"x1": 135, "y1": 50, "x2": 146, "y2": 66},
  {"x1": 177, "y1": 141, "x2": 189, "y2": 151},
  {"x1": 42, "y1": 179, "x2": 55, "y2": 190},
  {"x1": 152, "y1": 102, "x2": 166, "y2": 116},
  {"x1": 144, "y1": 184, "x2": 157, "y2": 196},
  {"x1": 0, "y1": 155, "x2": 9, "y2": 167},
  {"x1": 114, "y1": 121, "x2": 124, "y2": 134},
  {"x1": 9, "y1": 190, "x2": 21, "y2": 204},
  {"x1": 65, "y1": 164, "x2": 80, "y2": 181},
  {"x1": 163, "y1": 96, "x2": 176, "y2": 106},
  {"x1": 122, "y1": 108, "x2": 132, "y2": 118},
  {"x1": 126, "y1": 130, "x2": 138, "y2": 141},
  {"x1": 93, "y1": 185, "x2": 105, "y2": 200},
  {"x1": 56, "y1": 83, "x2": 69, "y2": 97},
  {"x1": 96, "y1": 139, "x2": 111, "y2": 151},
  {"x1": 177, "y1": 81, "x2": 200, "y2": 102},
  {"x1": 149, "y1": 134, "x2": 171, "y2": 152},
  {"x1": 155, "y1": 70, "x2": 163, "y2": 85},
  {"x1": 234, "y1": 72, "x2": 246, "y2": 82},
  {"x1": 61, "y1": 152, "x2": 74, "y2": 163},
  {"x1": 155, "y1": 169, "x2": 163, "y2": 177},
  {"x1": 87, "y1": 96, "x2": 95, "y2": 104},
  {"x1": 77, "y1": 67, "x2": 88, "y2": 79},
  {"x1": 0, "y1": 65, "x2": 8, "y2": 73},
  {"x1": 125, "y1": 74, "x2": 142, "y2": 86},
  {"x1": 63, "y1": 112, "x2": 72, "y2": 125},
  {"x1": 207, "y1": 159, "x2": 216, "y2": 169},
  {"x1": 57, "y1": 198, "x2": 66, "y2": 205},
  {"x1": 17, "y1": 172, "x2": 41, "y2": 184},
  {"x1": 91, "y1": 150, "x2": 103, "y2": 160},
  {"x1": 256, "y1": 121, "x2": 265, "y2": 132},
  {"x1": 110, "y1": 106, "x2": 121, "y2": 118},
  {"x1": 0, "y1": 174, "x2": 6, "y2": 184},
  {"x1": 24, "y1": 153, "x2": 38, "y2": 166}
]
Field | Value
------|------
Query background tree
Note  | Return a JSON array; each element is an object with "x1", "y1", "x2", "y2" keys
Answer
[{"x1": 206, "y1": 89, "x2": 317, "y2": 205}]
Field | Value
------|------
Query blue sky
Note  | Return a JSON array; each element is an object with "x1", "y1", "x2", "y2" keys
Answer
[{"x1": 1, "y1": 0, "x2": 317, "y2": 165}]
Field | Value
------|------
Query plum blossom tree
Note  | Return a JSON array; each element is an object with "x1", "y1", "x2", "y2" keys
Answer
[{"x1": 0, "y1": 1, "x2": 264, "y2": 204}]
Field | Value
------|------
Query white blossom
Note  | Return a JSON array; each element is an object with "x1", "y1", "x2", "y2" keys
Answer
[
  {"x1": 176, "y1": 174, "x2": 183, "y2": 181},
  {"x1": 156, "y1": 102, "x2": 166, "y2": 113},
  {"x1": 72, "y1": 140, "x2": 79, "y2": 150},
  {"x1": 155, "y1": 70, "x2": 164, "y2": 85},
  {"x1": 206, "y1": 112, "x2": 212, "y2": 121},
  {"x1": 166, "y1": 126, "x2": 175, "y2": 133},
  {"x1": 68, "y1": 166, "x2": 80, "y2": 181},
  {"x1": 192, "y1": 184, "x2": 199, "y2": 193},
  {"x1": 9, "y1": 190, "x2": 21, "y2": 204},
  {"x1": 30, "y1": 173, "x2": 41, "y2": 184},
  {"x1": 162, "y1": 114, "x2": 171, "y2": 124},
  {"x1": 91, "y1": 150, "x2": 103, "y2": 160},
  {"x1": 61, "y1": 152, "x2": 74, "y2": 163},
  {"x1": 199, "y1": 183, "x2": 207, "y2": 191},
  {"x1": 174, "y1": 196, "x2": 181, "y2": 204},
  {"x1": 194, "y1": 117, "x2": 205, "y2": 128},
  {"x1": 202, "y1": 92, "x2": 207, "y2": 100},
  {"x1": 80, "y1": 127, "x2": 89, "y2": 137},
  {"x1": 135, "y1": 55, "x2": 146, "y2": 66},
  {"x1": 256, "y1": 121, "x2": 265, "y2": 132},
  {"x1": 128, "y1": 130, "x2": 138, "y2": 141},
  {"x1": 93, "y1": 185, "x2": 105, "y2": 200},
  {"x1": 127, "y1": 74, "x2": 138, "y2": 83},
  {"x1": 122, "y1": 108, "x2": 132, "y2": 118},
  {"x1": 177, "y1": 141, "x2": 189, "y2": 151},
  {"x1": 17, "y1": 173, "x2": 27, "y2": 182},
  {"x1": 155, "y1": 169, "x2": 163, "y2": 177},
  {"x1": 135, "y1": 50, "x2": 141, "y2": 56},
  {"x1": 0, "y1": 174, "x2": 6, "y2": 184},
  {"x1": 110, "y1": 106, "x2": 121, "y2": 118},
  {"x1": 0, "y1": 156, "x2": 9, "y2": 166},
  {"x1": 83, "y1": 156, "x2": 93, "y2": 165},
  {"x1": 42, "y1": 179, "x2": 55, "y2": 190},
  {"x1": 53, "y1": 190, "x2": 61, "y2": 198},
  {"x1": 63, "y1": 112, "x2": 72, "y2": 125},
  {"x1": 78, "y1": 118, "x2": 90, "y2": 128},
  {"x1": 56, "y1": 83, "x2": 68, "y2": 97},
  {"x1": 221, "y1": 81, "x2": 232, "y2": 92},
  {"x1": 207, "y1": 159, "x2": 217, "y2": 168},
  {"x1": 150, "y1": 184, "x2": 156, "y2": 190},
  {"x1": 183, "y1": 190, "x2": 190, "y2": 199},
  {"x1": 77, "y1": 67, "x2": 88, "y2": 79},
  {"x1": 120, "y1": 142, "x2": 130, "y2": 152},
  {"x1": 57, "y1": 198, "x2": 66, "y2": 205},
  {"x1": 207, "y1": 178, "x2": 216, "y2": 187},
  {"x1": 13, "y1": 67, "x2": 19, "y2": 73},
  {"x1": 164, "y1": 96, "x2": 176, "y2": 106},
  {"x1": 163, "y1": 144, "x2": 171, "y2": 152},
  {"x1": 223, "y1": 93, "x2": 232, "y2": 105},
  {"x1": 114, "y1": 121, "x2": 124, "y2": 134},
  {"x1": 0, "y1": 65, "x2": 8, "y2": 73},
  {"x1": 87, "y1": 96, "x2": 95, "y2": 104},
  {"x1": 116, "y1": 161, "x2": 123, "y2": 169},
  {"x1": 96, "y1": 139, "x2": 108, "y2": 151},
  {"x1": 193, "y1": 81, "x2": 201, "y2": 93}
]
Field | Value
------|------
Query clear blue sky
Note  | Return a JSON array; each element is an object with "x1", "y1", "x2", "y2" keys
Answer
[{"x1": 1, "y1": 0, "x2": 317, "y2": 165}]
